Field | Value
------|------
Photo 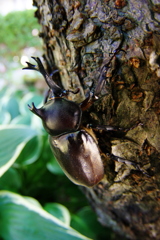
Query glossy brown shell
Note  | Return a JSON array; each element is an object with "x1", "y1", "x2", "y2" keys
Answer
[
  {"x1": 36, "y1": 98, "x2": 82, "y2": 136},
  {"x1": 49, "y1": 130, "x2": 104, "y2": 187}
]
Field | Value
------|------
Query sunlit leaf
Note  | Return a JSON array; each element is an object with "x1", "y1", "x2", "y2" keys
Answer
[
  {"x1": 19, "y1": 92, "x2": 43, "y2": 115},
  {"x1": 0, "y1": 111, "x2": 11, "y2": 124},
  {"x1": 44, "y1": 203, "x2": 71, "y2": 225},
  {"x1": 0, "y1": 191, "x2": 91, "y2": 240},
  {"x1": 0, "y1": 125, "x2": 37, "y2": 176},
  {"x1": 1, "y1": 95, "x2": 19, "y2": 119},
  {"x1": 11, "y1": 114, "x2": 31, "y2": 125},
  {"x1": 16, "y1": 135, "x2": 42, "y2": 166}
]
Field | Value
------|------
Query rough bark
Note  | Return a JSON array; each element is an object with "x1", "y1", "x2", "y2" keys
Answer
[{"x1": 33, "y1": 0, "x2": 160, "y2": 239}]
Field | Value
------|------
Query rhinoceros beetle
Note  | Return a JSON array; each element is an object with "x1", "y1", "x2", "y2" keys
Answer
[{"x1": 23, "y1": 57, "x2": 146, "y2": 187}]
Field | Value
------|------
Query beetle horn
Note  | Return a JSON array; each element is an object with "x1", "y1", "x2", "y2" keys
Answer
[
  {"x1": 23, "y1": 57, "x2": 80, "y2": 97},
  {"x1": 23, "y1": 57, "x2": 63, "y2": 96},
  {"x1": 28, "y1": 102, "x2": 44, "y2": 119}
]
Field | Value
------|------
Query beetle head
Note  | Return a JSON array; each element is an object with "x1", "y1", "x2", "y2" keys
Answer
[{"x1": 28, "y1": 97, "x2": 82, "y2": 137}]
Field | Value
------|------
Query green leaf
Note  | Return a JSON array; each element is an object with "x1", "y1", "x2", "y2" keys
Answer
[
  {"x1": 0, "y1": 86, "x2": 8, "y2": 99},
  {"x1": 0, "y1": 125, "x2": 37, "y2": 176},
  {"x1": 16, "y1": 135, "x2": 42, "y2": 166},
  {"x1": 0, "y1": 168, "x2": 21, "y2": 191},
  {"x1": 19, "y1": 92, "x2": 43, "y2": 115},
  {"x1": 11, "y1": 114, "x2": 31, "y2": 125},
  {"x1": 18, "y1": 93, "x2": 44, "y2": 130},
  {"x1": 71, "y1": 206, "x2": 107, "y2": 239},
  {"x1": 47, "y1": 157, "x2": 64, "y2": 175},
  {"x1": 0, "y1": 111, "x2": 11, "y2": 124},
  {"x1": 0, "y1": 191, "x2": 91, "y2": 240},
  {"x1": 1, "y1": 95, "x2": 20, "y2": 119},
  {"x1": 44, "y1": 203, "x2": 71, "y2": 225}
]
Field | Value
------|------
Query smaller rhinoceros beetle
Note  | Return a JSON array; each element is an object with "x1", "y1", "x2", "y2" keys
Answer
[{"x1": 23, "y1": 57, "x2": 147, "y2": 187}]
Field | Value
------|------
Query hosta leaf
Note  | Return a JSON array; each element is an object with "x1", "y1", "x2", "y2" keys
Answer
[
  {"x1": 0, "y1": 111, "x2": 11, "y2": 124},
  {"x1": 1, "y1": 95, "x2": 20, "y2": 119},
  {"x1": 11, "y1": 114, "x2": 31, "y2": 125},
  {"x1": 0, "y1": 125, "x2": 37, "y2": 176},
  {"x1": 44, "y1": 203, "x2": 71, "y2": 225},
  {"x1": 0, "y1": 191, "x2": 90, "y2": 240},
  {"x1": 19, "y1": 92, "x2": 43, "y2": 115},
  {"x1": 16, "y1": 135, "x2": 42, "y2": 166},
  {"x1": 0, "y1": 168, "x2": 21, "y2": 191}
]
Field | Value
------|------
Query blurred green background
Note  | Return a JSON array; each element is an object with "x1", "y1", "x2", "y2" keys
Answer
[{"x1": 0, "y1": 6, "x2": 112, "y2": 240}]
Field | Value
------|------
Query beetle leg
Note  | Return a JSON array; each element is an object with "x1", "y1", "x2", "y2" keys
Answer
[
  {"x1": 94, "y1": 65, "x2": 110, "y2": 97},
  {"x1": 79, "y1": 92, "x2": 96, "y2": 111},
  {"x1": 87, "y1": 123, "x2": 143, "y2": 133},
  {"x1": 92, "y1": 36, "x2": 126, "y2": 98},
  {"x1": 79, "y1": 53, "x2": 119, "y2": 111},
  {"x1": 87, "y1": 124, "x2": 126, "y2": 132},
  {"x1": 108, "y1": 153, "x2": 150, "y2": 177},
  {"x1": 62, "y1": 88, "x2": 80, "y2": 97},
  {"x1": 94, "y1": 46, "x2": 124, "y2": 97}
]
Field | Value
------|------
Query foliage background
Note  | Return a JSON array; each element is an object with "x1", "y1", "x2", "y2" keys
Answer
[{"x1": 0, "y1": 10, "x2": 110, "y2": 240}]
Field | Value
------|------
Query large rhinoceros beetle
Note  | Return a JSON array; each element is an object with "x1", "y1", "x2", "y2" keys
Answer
[{"x1": 23, "y1": 57, "x2": 146, "y2": 187}]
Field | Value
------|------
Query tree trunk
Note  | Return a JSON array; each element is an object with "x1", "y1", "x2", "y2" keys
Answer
[{"x1": 33, "y1": 0, "x2": 160, "y2": 239}]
